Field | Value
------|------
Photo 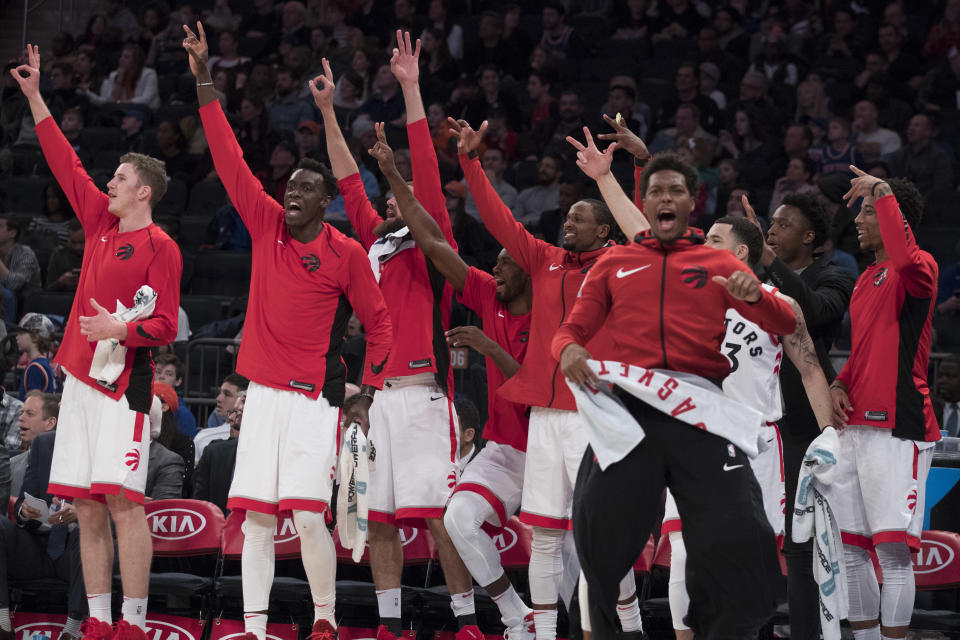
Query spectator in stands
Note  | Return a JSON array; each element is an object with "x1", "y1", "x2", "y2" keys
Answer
[
  {"x1": 146, "y1": 426, "x2": 185, "y2": 501},
  {"x1": 239, "y1": 0, "x2": 280, "y2": 42},
  {"x1": 419, "y1": 27, "x2": 459, "y2": 104},
  {"x1": 612, "y1": 0, "x2": 653, "y2": 41},
  {"x1": 464, "y1": 11, "x2": 521, "y2": 80},
  {"x1": 76, "y1": 13, "x2": 109, "y2": 49},
  {"x1": 120, "y1": 107, "x2": 147, "y2": 153},
  {"x1": 919, "y1": 47, "x2": 960, "y2": 111},
  {"x1": 853, "y1": 100, "x2": 901, "y2": 164},
  {"x1": 464, "y1": 66, "x2": 522, "y2": 132},
  {"x1": 783, "y1": 123, "x2": 813, "y2": 161},
  {"x1": 266, "y1": 140, "x2": 297, "y2": 204},
  {"x1": 58, "y1": 107, "x2": 89, "y2": 165},
  {"x1": 0, "y1": 390, "x2": 23, "y2": 450},
  {"x1": 0, "y1": 213, "x2": 41, "y2": 324},
  {"x1": 1, "y1": 397, "x2": 86, "y2": 640},
  {"x1": 193, "y1": 389, "x2": 244, "y2": 514},
  {"x1": 606, "y1": 84, "x2": 647, "y2": 141},
  {"x1": 769, "y1": 157, "x2": 818, "y2": 214},
  {"x1": 208, "y1": 30, "x2": 251, "y2": 76},
  {"x1": 360, "y1": 64, "x2": 405, "y2": 126},
  {"x1": 46, "y1": 219, "x2": 83, "y2": 292},
  {"x1": 10, "y1": 391, "x2": 58, "y2": 499},
  {"x1": 482, "y1": 109, "x2": 519, "y2": 162},
  {"x1": 816, "y1": 116, "x2": 861, "y2": 176},
  {"x1": 153, "y1": 119, "x2": 196, "y2": 186},
  {"x1": 698, "y1": 61, "x2": 727, "y2": 111},
  {"x1": 324, "y1": 137, "x2": 380, "y2": 221},
  {"x1": 888, "y1": 113, "x2": 954, "y2": 205},
  {"x1": 335, "y1": 48, "x2": 373, "y2": 110},
  {"x1": 652, "y1": 0, "x2": 705, "y2": 44},
  {"x1": 539, "y1": 2, "x2": 583, "y2": 63},
  {"x1": 15, "y1": 313, "x2": 58, "y2": 400},
  {"x1": 514, "y1": 154, "x2": 561, "y2": 228},
  {"x1": 464, "y1": 147, "x2": 517, "y2": 221},
  {"x1": 924, "y1": 0, "x2": 960, "y2": 60},
  {"x1": 455, "y1": 397, "x2": 482, "y2": 473},
  {"x1": 423, "y1": 0, "x2": 464, "y2": 60},
  {"x1": 526, "y1": 70, "x2": 556, "y2": 130},
  {"x1": 649, "y1": 102, "x2": 715, "y2": 154},
  {"x1": 266, "y1": 66, "x2": 314, "y2": 133},
  {"x1": 527, "y1": 88, "x2": 585, "y2": 158},
  {"x1": 279, "y1": 1, "x2": 310, "y2": 51},
  {"x1": 717, "y1": 106, "x2": 782, "y2": 196},
  {"x1": 749, "y1": 35, "x2": 798, "y2": 88},
  {"x1": 654, "y1": 62, "x2": 722, "y2": 136},
  {"x1": 82, "y1": 43, "x2": 160, "y2": 110},
  {"x1": 28, "y1": 181, "x2": 74, "y2": 255},
  {"x1": 294, "y1": 120, "x2": 323, "y2": 162},
  {"x1": 154, "y1": 353, "x2": 198, "y2": 439},
  {"x1": 46, "y1": 62, "x2": 83, "y2": 116},
  {"x1": 194, "y1": 373, "x2": 248, "y2": 463},
  {"x1": 878, "y1": 23, "x2": 921, "y2": 89},
  {"x1": 855, "y1": 50, "x2": 890, "y2": 92},
  {"x1": 71, "y1": 46, "x2": 102, "y2": 96},
  {"x1": 934, "y1": 355, "x2": 960, "y2": 435},
  {"x1": 502, "y1": 4, "x2": 532, "y2": 64}
]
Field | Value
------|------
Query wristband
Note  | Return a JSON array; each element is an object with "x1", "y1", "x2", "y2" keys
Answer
[
  {"x1": 467, "y1": 149, "x2": 478, "y2": 159},
  {"x1": 870, "y1": 181, "x2": 888, "y2": 197},
  {"x1": 634, "y1": 155, "x2": 649, "y2": 168},
  {"x1": 197, "y1": 81, "x2": 214, "y2": 87}
]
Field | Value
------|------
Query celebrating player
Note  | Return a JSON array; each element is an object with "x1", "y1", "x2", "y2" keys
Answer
[
  {"x1": 313, "y1": 33, "x2": 477, "y2": 640},
  {"x1": 367, "y1": 121, "x2": 536, "y2": 639},
  {"x1": 827, "y1": 168, "x2": 940, "y2": 640},
  {"x1": 11, "y1": 45, "x2": 182, "y2": 639},
  {"x1": 184, "y1": 23, "x2": 394, "y2": 640},
  {"x1": 553, "y1": 149, "x2": 796, "y2": 639}
]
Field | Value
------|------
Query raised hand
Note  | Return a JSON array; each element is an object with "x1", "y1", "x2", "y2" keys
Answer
[
  {"x1": 712, "y1": 270, "x2": 762, "y2": 303},
  {"x1": 446, "y1": 118, "x2": 487, "y2": 155},
  {"x1": 597, "y1": 113, "x2": 649, "y2": 160},
  {"x1": 567, "y1": 126, "x2": 617, "y2": 180},
  {"x1": 843, "y1": 165, "x2": 889, "y2": 204},
  {"x1": 367, "y1": 122, "x2": 396, "y2": 175},
  {"x1": 390, "y1": 29, "x2": 421, "y2": 86},
  {"x1": 308, "y1": 58, "x2": 336, "y2": 112},
  {"x1": 181, "y1": 21, "x2": 209, "y2": 77},
  {"x1": 9, "y1": 44, "x2": 41, "y2": 98}
]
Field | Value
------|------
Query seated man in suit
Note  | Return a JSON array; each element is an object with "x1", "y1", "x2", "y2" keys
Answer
[
  {"x1": 193, "y1": 390, "x2": 244, "y2": 514},
  {"x1": 0, "y1": 397, "x2": 85, "y2": 640},
  {"x1": 10, "y1": 390, "x2": 58, "y2": 499}
]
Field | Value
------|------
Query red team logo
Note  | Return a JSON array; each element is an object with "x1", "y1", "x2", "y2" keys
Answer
[
  {"x1": 907, "y1": 489, "x2": 918, "y2": 512},
  {"x1": 124, "y1": 449, "x2": 141, "y2": 470},
  {"x1": 873, "y1": 267, "x2": 888, "y2": 287}
]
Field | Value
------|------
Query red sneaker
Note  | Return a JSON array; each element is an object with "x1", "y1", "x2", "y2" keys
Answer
[
  {"x1": 375, "y1": 626, "x2": 397, "y2": 640},
  {"x1": 454, "y1": 625, "x2": 485, "y2": 640},
  {"x1": 243, "y1": 634, "x2": 260, "y2": 640},
  {"x1": 306, "y1": 621, "x2": 337, "y2": 640},
  {"x1": 79, "y1": 619, "x2": 114, "y2": 640},
  {"x1": 113, "y1": 621, "x2": 148, "y2": 640}
]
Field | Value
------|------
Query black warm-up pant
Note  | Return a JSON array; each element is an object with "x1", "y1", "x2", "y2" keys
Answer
[{"x1": 572, "y1": 393, "x2": 785, "y2": 640}]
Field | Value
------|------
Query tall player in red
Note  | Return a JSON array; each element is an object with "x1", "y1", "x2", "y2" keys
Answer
[
  {"x1": 366, "y1": 122, "x2": 536, "y2": 640},
  {"x1": 313, "y1": 35, "x2": 476, "y2": 640},
  {"x1": 828, "y1": 168, "x2": 940, "y2": 640},
  {"x1": 184, "y1": 24, "x2": 393, "y2": 640},
  {"x1": 11, "y1": 46, "x2": 182, "y2": 639}
]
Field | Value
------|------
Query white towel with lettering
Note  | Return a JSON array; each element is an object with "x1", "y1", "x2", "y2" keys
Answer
[
  {"x1": 368, "y1": 227, "x2": 415, "y2": 283},
  {"x1": 337, "y1": 423, "x2": 374, "y2": 562},
  {"x1": 566, "y1": 360, "x2": 763, "y2": 470},
  {"x1": 792, "y1": 426, "x2": 847, "y2": 640},
  {"x1": 88, "y1": 286, "x2": 157, "y2": 385}
]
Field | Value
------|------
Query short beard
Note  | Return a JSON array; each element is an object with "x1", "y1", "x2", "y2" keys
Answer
[{"x1": 374, "y1": 217, "x2": 407, "y2": 238}]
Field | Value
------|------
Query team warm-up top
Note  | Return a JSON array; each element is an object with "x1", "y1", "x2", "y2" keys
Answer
[
  {"x1": 460, "y1": 151, "x2": 617, "y2": 411},
  {"x1": 552, "y1": 230, "x2": 797, "y2": 376},
  {"x1": 340, "y1": 117, "x2": 455, "y2": 392},
  {"x1": 458, "y1": 267, "x2": 530, "y2": 452},
  {"x1": 37, "y1": 116, "x2": 182, "y2": 412},
  {"x1": 199, "y1": 100, "x2": 392, "y2": 400},
  {"x1": 836, "y1": 193, "x2": 939, "y2": 441}
]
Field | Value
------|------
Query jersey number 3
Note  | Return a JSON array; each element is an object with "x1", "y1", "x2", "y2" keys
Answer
[{"x1": 724, "y1": 342, "x2": 741, "y2": 373}]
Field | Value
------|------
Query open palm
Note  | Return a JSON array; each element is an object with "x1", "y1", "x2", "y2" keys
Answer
[{"x1": 390, "y1": 30, "x2": 420, "y2": 85}]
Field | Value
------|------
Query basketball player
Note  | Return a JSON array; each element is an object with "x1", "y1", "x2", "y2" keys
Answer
[
  {"x1": 12, "y1": 45, "x2": 182, "y2": 639},
  {"x1": 828, "y1": 168, "x2": 940, "y2": 640},
  {"x1": 184, "y1": 23, "x2": 394, "y2": 640},
  {"x1": 313, "y1": 34, "x2": 476, "y2": 639}
]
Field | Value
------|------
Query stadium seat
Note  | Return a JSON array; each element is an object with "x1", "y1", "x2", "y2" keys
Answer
[
  {"x1": 93, "y1": 149, "x2": 123, "y2": 173},
  {"x1": 190, "y1": 251, "x2": 251, "y2": 297},
  {"x1": 333, "y1": 524, "x2": 437, "y2": 566},
  {"x1": 155, "y1": 179, "x2": 188, "y2": 218},
  {"x1": 179, "y1": 215, "x2": 214, "y2": 254},
  {"x1": 180, "y1": 294, "x2": 226, "y2": 334},
  {"x1": 0, "y1": 176, "x2": 47, "y2": 214},
  {"x1": 21, "y1": 291, "x2": 75, "y2": 319},
  {"x1": 142, "y1": 499, "x2": 225, "y2": 610},
  {"x1": 82, "y1": 127, "x2": 123, "y2": 151},
  {"x1": 911, "y1": 530, "x2": 960, "y2": 633},
  {"x1": 188, "y1": 180, "x2": 228, "y2": 216}
]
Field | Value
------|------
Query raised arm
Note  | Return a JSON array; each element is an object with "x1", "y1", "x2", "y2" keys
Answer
[
  {"x1": 369, "y1": 122, "x2": 468, "y2": 291},
  {"x1": 451, "y1": 119, "x2": 547, "y2": 274},
  {"x1": 596, "y1": 113, "x2": 652, "y2": 211},
  {"x1": 567, "y1": 126, "x2": 649, "y2": 240},
  {"x1": 184, "y1": 22, "x2": 277, "y2": 237},
  {"x1": 11, "y1": 45, "x2": 109, "y2": 230},
  {"x1": 779, "y1": 293, "x2": 843, "y2": 429},
  {"x1": 310, "y1": 58, "x2": 380, "y2": 248}
]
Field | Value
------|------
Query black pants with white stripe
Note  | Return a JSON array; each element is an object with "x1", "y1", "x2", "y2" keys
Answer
[{"x1": 572, "y1": 391, "x2": 785, "y2": 640}]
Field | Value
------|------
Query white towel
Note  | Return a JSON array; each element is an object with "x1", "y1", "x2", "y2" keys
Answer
[
  {"x1": 792, "y1": 427, "x2": 847, "y2": 640},
  {"x1": 566, "y1": 360, "x2": 763, "y2": 470},
  {"x1": 88, "y1": 286, "x2": 157, "y2": 385},
  {"x1": 367, "y1": 227, "x2": 415, "y2": 283},
  {"x1": 336, "y1": 423, "x2": 375, "y2": 562}
]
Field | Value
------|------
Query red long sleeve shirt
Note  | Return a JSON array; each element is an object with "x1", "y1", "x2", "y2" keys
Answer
[
  {"x1": 460, "y1": 152, "x2": 616, "y2": 411},
  {"x1": 36, "y1": 116, "x2": 181, "y2": 413},
  {"x1": 340, "y1": 117, "x2": 456, "y2": 392},
  {"x1": 836, "y1": 194, "x2": 939, "y2": 441},
  {"x1": 552, "y1": 230, "x2": 797, "y2": 379},
  {"x1": 458, "y1": 267, "x2": 530, "y2": 451},
  {"x1": 199, "y1": 101, "x2": 393, "y2": 401}
]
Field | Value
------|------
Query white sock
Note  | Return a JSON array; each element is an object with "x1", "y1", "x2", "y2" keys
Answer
[
  {"x1": 451, "y1": 589, "x2": 476, "y2": 618},
  {"x1": 121, "y1": 596, "x2": 148, "y2": 630},
  {"x1": 491, "y1": 585, "x2": 529, "y2": 629},
  {"x1": 87, "y1": 593, "x2": 112, "y2": 624},
  {"x1": 244, "y1": 613, "x2": 268, "y2": 640},
  {"x1": 616, "y1": 572, "x2": 642, "y2": 632},
  {"x1": 532, "y1": 609, "x2": 558, "y2": 640},
  {"x1": 376, "y1": 587, "x2": 402, "y2": 619},
  {"x1": 0, "y1": 609, "x2": 10, "y2": 632},
  {"x1": 63, "y1": 618, "x2": 83, "y2": 638},
  {"x1": 293, "y1": 510, "x2": 337, "y2": 627},
  {"x1": 852, "y1": 627, "x2": 880, "y2": 640}
]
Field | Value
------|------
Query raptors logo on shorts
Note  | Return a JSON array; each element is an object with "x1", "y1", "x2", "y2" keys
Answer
[
  {"x1": 125, "y1": 449, "x2": 141, "y2": 470},
  {"x1": 907, "y1": 489, "x2": 917, "y2": 511}
]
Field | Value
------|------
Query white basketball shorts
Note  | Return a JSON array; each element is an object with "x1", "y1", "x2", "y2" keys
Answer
[{"x1": 450, "y1": 441, "x2": 525, "y2": 527}]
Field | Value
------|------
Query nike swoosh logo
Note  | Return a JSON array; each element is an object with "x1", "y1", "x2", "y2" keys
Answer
[
  {"x1": 100, "y1": 236, "x2": 108, "y2": 242},
  {"x1": 429, "y1": 394, "x2": 445, "y2": 401},
  {"x1": 136, "y1": 324, "x2": 161, "y2": 342},
  {"x1": 616, "y1": 265, "x2": 651, "y2": 278},
  {"x1": 549, "y1": 263, "x2": 562, "y2": 271},
  {"x1": 722, "y1": 463, "x2": 744, "y2": 471},
  {"x1": 370, "y1": 354, "x2": 389, "y2": 375},
  {"x1": 497, "y1": 311, "x2": 505, "y2": 318}
]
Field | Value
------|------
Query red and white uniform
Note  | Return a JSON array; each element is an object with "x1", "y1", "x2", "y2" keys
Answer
[
  {"x1": 460, "y1": 151, "x2": 617, "y2": 530},
  {"x1": 825, "y1": 193, "x2": 940, "y2": 551},
  {"x1": 449, "y1": 267, "x2": 530, "y2": 526},
  {"x1": 34, "y1": 116, "x2": 182, "y2": 504},
  {"x1": 342, "y1": 118, "x2": 458, "y2": 526},
  {"x1": 199, "y1": 101, "x2": 393, "y2": 516}
]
